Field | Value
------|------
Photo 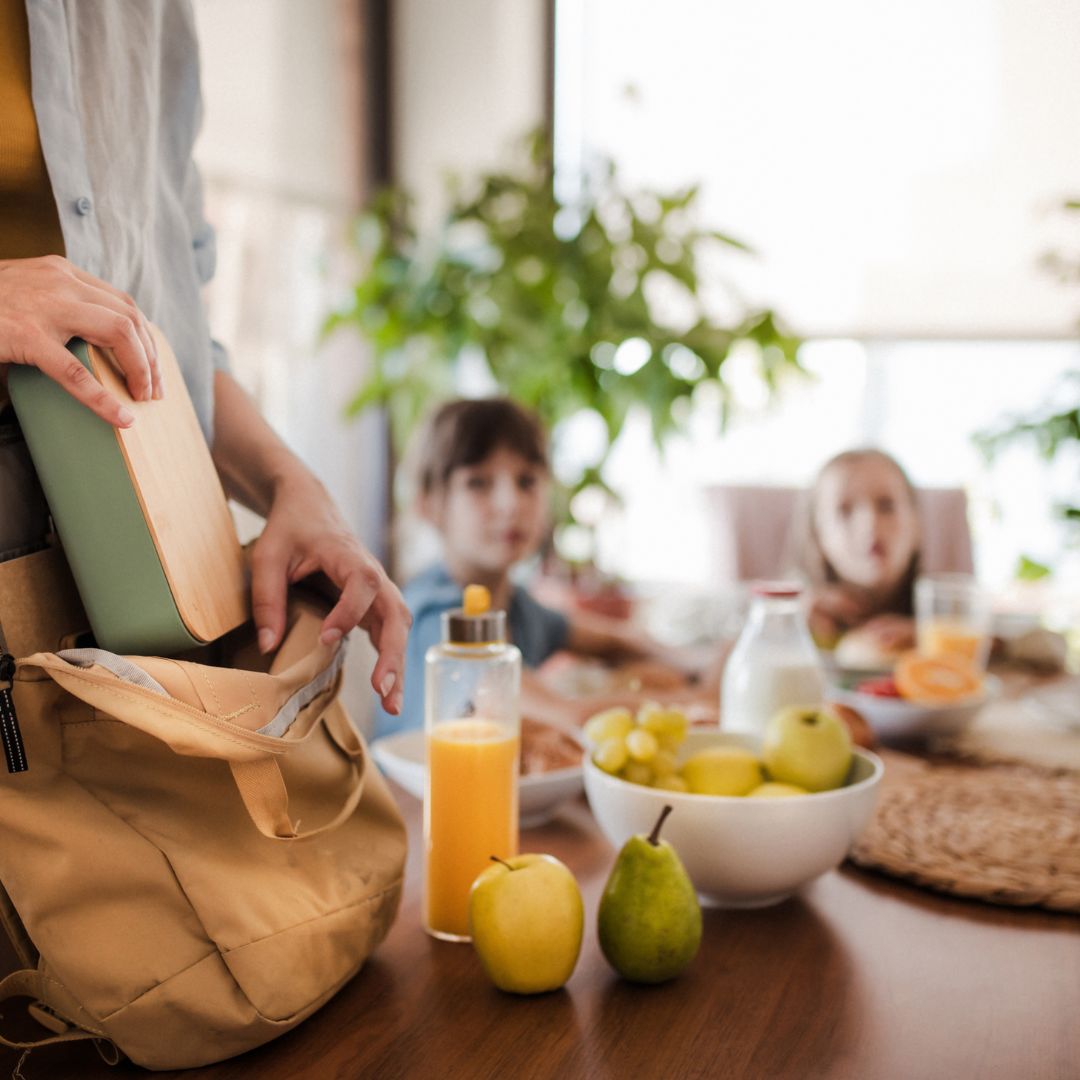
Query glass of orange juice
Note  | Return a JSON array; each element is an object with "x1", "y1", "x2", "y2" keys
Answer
[
  {"x1": 915, "y1": 573, "x2": 992, "y2": 669},
  {"x1": 424, "y1": 586, "x2": 521, "y2": 941}
]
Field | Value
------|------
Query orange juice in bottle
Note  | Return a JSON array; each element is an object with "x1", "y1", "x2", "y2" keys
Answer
[{"x1": 424, "y1": 585, "x2": 521, "y2": 941}]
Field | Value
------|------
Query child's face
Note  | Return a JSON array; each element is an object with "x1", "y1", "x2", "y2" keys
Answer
[
  {"x1": 814, "y1": 459, "x2": 919, "y2": 592},
  {"x1": 430, "y1": 445, "x2": 550, "y2": 576}
]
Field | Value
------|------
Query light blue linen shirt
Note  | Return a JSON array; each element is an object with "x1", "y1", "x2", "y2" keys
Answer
[{"x1": 25, "y1": 0, "x2": 227, "y2": 439}]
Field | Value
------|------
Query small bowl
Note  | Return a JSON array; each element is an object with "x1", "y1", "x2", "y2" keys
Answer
[
  {"x1": 370, "y1": 728, "x2": 584, "y2": 828},
  {"x1": 828, "y1": 675, "x2": 1000, "y2": 742},
  {"x1": 583, "y1": 731, "x2": 883, "y2": 908}
]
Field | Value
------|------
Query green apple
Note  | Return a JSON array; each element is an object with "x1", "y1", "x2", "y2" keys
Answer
[
  {"x1": 681, "y1": 746, "x2": 763, "y2": 796},
  {"x1": 468, "y1": 854, "x2": 584, "y2": 994},
  {"x1": 763, "y1": 705, "x2": 853, "y2": 792},
  {"x1": 748, "y1": 781, "x2": 809, "y2": 798}
]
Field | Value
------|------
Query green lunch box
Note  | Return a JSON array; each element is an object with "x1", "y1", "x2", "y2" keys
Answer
[{"x1": 8, "y1": 329, "x2": 249, "y2": 655}]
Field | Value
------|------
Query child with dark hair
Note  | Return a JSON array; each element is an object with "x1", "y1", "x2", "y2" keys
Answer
[{"x1": 377, "y1": 397, "x2": 699, "y2": 737}]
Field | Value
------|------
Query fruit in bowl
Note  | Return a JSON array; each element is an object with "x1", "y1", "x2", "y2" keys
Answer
[
  {"x1": 584, "y1": 730, "x2": 883, "y2": 907},
  {"x1": 585, "y1": 702, "x2": 857, "y2": 799},
  {"x1": 831, "y1": 651, "x2": 994, "y2": 742},
  {"x1": 763, "y1": 705, "x2": 852, "y2": 792}
]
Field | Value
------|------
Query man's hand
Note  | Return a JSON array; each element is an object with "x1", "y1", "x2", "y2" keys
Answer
[
  {"x1": 0, "y1": 255, "x2": 162, "y2": 424},
  {"x1": 250, "y1": 473, "x2": 411, "y2": 715}
]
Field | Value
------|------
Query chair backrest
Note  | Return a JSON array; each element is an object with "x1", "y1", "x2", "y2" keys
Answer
[{"x1": 703, "y1": 483, "x2": 974, "y2": 584}]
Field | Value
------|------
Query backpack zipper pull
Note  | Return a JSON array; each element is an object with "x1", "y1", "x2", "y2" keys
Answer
[{"x1": 0, "y1": 653, "x2": 28, "y2": 773}]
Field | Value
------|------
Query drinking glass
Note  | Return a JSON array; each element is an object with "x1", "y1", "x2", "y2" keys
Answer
[{"x1": 915, "y1": 573, "x2": 991, "y2": 669}]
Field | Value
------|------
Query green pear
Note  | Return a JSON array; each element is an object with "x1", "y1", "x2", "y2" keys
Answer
[{"x1": 597, "y1": 805, "x2": 702, "y2": 984}]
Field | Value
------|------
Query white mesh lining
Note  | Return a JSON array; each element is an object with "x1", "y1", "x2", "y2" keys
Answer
[{"x1": 55, "y1": 641, "x2": 347, "y2": 739}]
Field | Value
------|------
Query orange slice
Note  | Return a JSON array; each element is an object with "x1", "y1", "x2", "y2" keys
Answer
[{"x1": 894, "y1": 652, "x2": 983, "y2": 704}]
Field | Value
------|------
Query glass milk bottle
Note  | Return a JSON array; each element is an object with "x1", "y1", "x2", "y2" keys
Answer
[
  {"x1": 720, "y1": 583, "x2": 826, "y2": 736},
  {"x1": 424, "y1": 585, "x2": 521, "y2": 941}
]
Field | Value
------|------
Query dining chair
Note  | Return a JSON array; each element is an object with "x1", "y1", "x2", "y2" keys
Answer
[{"x1": 703, "y1": 483, "x2": 974, "y2": 584}]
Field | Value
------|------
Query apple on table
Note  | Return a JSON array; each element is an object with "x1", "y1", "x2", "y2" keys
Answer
[{"x1": 468, "y1": 854, "x2": 584, "y2": 995}]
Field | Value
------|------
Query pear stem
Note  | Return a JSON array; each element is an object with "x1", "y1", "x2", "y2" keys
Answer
[
  {"x1": 648, "y1": 805, "x2": 673, "y2": 846},
  {"x1": 490, "y1": 856, "x2": 515, "y2": 871}
]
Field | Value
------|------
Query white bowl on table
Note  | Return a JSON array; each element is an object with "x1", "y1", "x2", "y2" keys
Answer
[
  {"x1": 584, "y1": 730, "x2": 883, "y2": 909},
  {"x1": 370, "y1": 728, "x2": 584, "y2": 828},
  {"x1": 828, "y1": 675, "x2": 1000, "y2": 742}
]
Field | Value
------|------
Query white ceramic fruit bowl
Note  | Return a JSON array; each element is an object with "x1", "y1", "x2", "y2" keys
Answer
[
  {"x1": 828, "y1": 675, "x2": 1000, "y2": 742},
  {"x1": 371, "y1": 729, "x2": 584, "y2": 828},
  {"x1": 583, "y1": 731, "x2": 883, "y2": 909}
]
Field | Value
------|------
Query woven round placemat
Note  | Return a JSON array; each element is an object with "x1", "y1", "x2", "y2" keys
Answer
[{"x1": 849, "y1": 750, "x2": 1080, "y2": 913}]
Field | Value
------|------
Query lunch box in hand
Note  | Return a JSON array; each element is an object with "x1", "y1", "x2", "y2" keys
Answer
[{"x1": 7, "y1": 327, "x2": 248, "y2": 654}]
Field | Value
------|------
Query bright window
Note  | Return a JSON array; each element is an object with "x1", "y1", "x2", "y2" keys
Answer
[{"x1": 554, "y1": 0, "x2": 1080, "y2": 591}]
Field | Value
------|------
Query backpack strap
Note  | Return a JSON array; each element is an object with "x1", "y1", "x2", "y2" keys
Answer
[
  {"x1": 0, "y1": 970, "x2": 117, "y2": 1062},
  {"x1": 0, "y1": 881, "x2": 36, "y2": 969}
]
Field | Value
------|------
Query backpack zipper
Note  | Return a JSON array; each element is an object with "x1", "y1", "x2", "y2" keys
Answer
[{"x1": 0, "y1": 652, "x2": 28, "y2": 773}]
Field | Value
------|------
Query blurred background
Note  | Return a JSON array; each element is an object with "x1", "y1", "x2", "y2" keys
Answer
[{"x1": 190, "y1": 0, "x2": 1080, "y2": 718}]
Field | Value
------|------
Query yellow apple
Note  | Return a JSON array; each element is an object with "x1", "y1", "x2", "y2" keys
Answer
[
  {"x1": 763, "y1": 705, "x2": 852, "y2": 792},
  {"x1": 468, "y1": 854, "x2": 584, "y2": 994},
  {"x1": 681, "y1": 746, "x2": 763, "y2": 796}
]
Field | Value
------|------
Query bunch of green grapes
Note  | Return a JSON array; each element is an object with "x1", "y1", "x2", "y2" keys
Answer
[{"x1": 585, "y1": 704, "x2": 690, "y2": 792}]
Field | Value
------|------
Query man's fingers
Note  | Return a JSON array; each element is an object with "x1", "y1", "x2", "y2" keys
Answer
[
  {"x1": 318, "y1": 564, "x2": 410, "y2": 713},
  {"x1": 318, "y1": 568, "x2": 380, "y2": 644},
  {"x1": 250, "y1": 542, "x2": 289, "y2": 653},
  {"x1": 364, "y1": 595, "x2": 410, "y2": 714},
  {"x1": 71, "y1": 300, "x2": 154, "y2": 403},
  {"x1": 72, "y1": 274, "x2": 163, "y2": 400},
  {"x1": 32, "y1": 334, "x2": 135, "y2": 427}
]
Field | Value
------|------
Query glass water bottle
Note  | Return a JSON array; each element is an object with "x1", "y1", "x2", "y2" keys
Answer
[
  {"x1": 423, "y1": 585, "x2": 521, "y2": 941},
  {"x1": 720, "y1": 582, "x2": 826, "y2": 736}
]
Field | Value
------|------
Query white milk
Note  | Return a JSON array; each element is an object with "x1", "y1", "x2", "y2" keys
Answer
[
  {"x1": 720, "y1": 587, "x2": 828, "y2": 736},
  {"x1": 721, "y1": 660, "x2": 827, "y2": 736}
]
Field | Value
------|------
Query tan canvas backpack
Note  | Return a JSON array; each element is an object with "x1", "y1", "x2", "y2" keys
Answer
[{"x1": 0, "y1": 546, "x2": 407, "y2": 1071}]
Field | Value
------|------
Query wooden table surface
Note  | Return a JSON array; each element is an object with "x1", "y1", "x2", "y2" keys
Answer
[{"x1": 4, "y1": 779, "x2": 1078, "y2": 1080}]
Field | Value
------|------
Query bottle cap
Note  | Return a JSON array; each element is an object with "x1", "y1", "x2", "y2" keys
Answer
[
  {"x1": 751, "y1": 580, "x2": 802, "y2": 598},
  {"x1": 444, "y1": 584, "x2": 507, "y2": 644}
]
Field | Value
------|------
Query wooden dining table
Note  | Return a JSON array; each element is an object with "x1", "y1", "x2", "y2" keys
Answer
[{"x1": 3, "y1": 769, "x2": 1078, "y2": 1080}]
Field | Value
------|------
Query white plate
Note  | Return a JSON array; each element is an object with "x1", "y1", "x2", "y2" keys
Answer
[
  {"x1": 370, "y1": 728, "x2": 584, "y2": 828},
  {"x1": 828, "y1": 675, "x2": 1001, "y2": 741}
]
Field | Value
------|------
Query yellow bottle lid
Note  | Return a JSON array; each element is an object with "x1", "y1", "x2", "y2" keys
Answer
[{"x1": 444, "y1": 584, "x2": 505, "y2": 644}]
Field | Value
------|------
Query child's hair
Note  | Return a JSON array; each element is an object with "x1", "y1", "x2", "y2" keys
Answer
[
  {"x1": 789, "y1": 448, "x2": 921, "y2": 608},
  {"x1": 415, "y1": 397, "x2": 549, "y2": 495}
]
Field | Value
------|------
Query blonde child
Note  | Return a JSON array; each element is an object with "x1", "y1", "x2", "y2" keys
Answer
[
  {"x1": 790, "y1": 448, "x2": 922, "y2": 661},
  {"x1": 377, "y1": 398, "x2": 702, "y2": 737}
]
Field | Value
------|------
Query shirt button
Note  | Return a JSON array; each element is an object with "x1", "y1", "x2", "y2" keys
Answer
[{"x1": 74, "y1": 196, "x2": 93, "y2": 216}]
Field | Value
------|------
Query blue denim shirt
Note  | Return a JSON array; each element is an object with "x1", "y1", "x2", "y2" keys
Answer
[
  {"x1": 375, "y1": 563, "x2": 571, "y2": 739},
  {"x1": 26, "y1": 0, "x2": 227, "y2": 439}
]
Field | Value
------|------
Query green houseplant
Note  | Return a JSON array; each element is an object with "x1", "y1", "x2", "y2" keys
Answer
[{"x1": 326, "y1": 133, "x2": 801, "y2": 554}]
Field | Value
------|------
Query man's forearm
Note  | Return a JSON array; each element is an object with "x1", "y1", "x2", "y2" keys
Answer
[{"x1": 210, "y1": 370, "x2": 316, "y2": 516}]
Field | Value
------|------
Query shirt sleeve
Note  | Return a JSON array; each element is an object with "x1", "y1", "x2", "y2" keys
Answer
[
  {"x1": 511, "y1": 588, "x2": 570, "y2": 668},
  {"x1": 179, "y1": 98, "x2": 231, "y2": 374}
]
